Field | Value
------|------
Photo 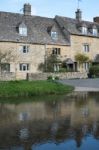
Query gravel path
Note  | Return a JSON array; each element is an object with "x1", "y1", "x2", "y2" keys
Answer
[{"x1": 59, "y1": 79, "x2": 99, "y2": 91}]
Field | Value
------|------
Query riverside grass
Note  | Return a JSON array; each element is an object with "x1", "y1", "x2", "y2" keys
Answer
[{"x1": 0, "y1": 80, "x2": 74, "y2": 97}]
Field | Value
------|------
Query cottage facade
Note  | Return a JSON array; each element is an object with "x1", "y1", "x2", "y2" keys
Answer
[{"x1": 0, "y1": 4, "x2": 99, "y2": 79}]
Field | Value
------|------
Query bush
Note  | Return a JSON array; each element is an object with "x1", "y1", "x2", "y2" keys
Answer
[
  {"x1": 59, "y1": 68, "x2": 67, "y2": 72},
  {"x1": 47, "y1": 76, "x2": 53, "y2": 80},
  {"x1": 55, "y1": 76, "x2": 59, "y2": 80},
  {"x1": 89, "y1": 65, "x2": 99, "y2": 77},
  {"x1": 47, "y1": 76, "x2": 59, "y2": 80}
]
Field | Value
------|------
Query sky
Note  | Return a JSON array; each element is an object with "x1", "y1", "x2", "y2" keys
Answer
[{"x1": 0, "y1": 0, "x2": 99, "y2": 21}]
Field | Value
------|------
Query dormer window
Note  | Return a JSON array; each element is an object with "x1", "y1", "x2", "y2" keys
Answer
[
  {"x1": 92, "y1": 28, "x2": 97, "y2": 36},
  {"x1": 82, "y1": 27, "x2": 87, "y2": 34},
  {"x1": 19, "y1": 22, "x2": 27, "y2": 36},
  {"x1": 51, "y1": 31, "x2": 58, "y2": 40}
]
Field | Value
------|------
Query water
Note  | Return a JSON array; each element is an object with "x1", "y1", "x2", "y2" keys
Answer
[{"x1": 0, "y1": 92, "x2": 99, "y2": 150}]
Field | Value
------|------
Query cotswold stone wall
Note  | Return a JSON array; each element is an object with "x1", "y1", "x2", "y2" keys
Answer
[
  {"x1": 0, "y1": 72, "x2": 15, "y2": 81},
  {"x1": 28, "y1": 72, "x2": 88, "y2": 80}
]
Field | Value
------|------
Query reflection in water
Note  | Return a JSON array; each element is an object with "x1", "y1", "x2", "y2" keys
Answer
[
  {"x1": 0, "y1": 92, "x2": 99, "y2": 150},
  {"x1": 19, "y1": 128, "x2": 29, "y2": 140}
]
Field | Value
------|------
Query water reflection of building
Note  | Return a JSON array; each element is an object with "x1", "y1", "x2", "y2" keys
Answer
[{"x1": 0, "y1": 93, "x2": 99, "y2": 149}]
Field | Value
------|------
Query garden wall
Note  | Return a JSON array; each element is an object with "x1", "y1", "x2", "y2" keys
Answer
[{"x1": 28, "y1": 72, "x2": 88, "y2": 80}]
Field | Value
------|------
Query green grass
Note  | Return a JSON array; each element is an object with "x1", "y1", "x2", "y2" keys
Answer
[{"x1": 0, "y1": 80, "x2": 74, "y2": 97}]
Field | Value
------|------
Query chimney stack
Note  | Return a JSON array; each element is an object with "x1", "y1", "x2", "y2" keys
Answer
[
  {"x1": 23, "y1": 3, "x2": 31, "y2": 16},
  {"x1": 75, "y1": 9, "x2": 82, "y2": 21}
]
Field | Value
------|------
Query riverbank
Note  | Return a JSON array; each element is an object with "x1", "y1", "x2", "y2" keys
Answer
[{"x1": 0, "y1": 80, "x2": 74, "y2": 97}]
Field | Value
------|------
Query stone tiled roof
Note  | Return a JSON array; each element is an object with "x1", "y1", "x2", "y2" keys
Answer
[
  {"x1": 55, "y1": 15, "x2": 99, "y2": 37},
  {"x1": 0, "y1": 12, "x2": 69, "y2": 45}
]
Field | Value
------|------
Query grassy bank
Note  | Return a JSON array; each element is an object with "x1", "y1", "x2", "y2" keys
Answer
[{"x1": 0, "y1": 80, "x2": 74, "y2": 97}]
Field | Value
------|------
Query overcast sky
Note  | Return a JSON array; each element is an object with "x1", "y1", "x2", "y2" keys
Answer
[{"x1": 0, "y1": 0, "x2": 99, "y2": 21}]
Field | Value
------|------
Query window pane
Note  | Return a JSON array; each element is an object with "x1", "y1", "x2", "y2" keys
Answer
[
  {"x1": 83, "y1": 44, "x2": 89, "y2": 52},
  {"x1": 93, "y1": 29, "x2": 97, "y2": 36},
  {"x1": 82, "y1": 27, "x2": 87, "y2": 34},
  {"x1": 19, "y1": 64, "x2": 29, "y2": 71},
  {"x1": 51, "y1": 32, "x2": 58, "y2": 40},
  {"x1": 52, "y1": 48, "x2": 61, "y2": 55},
  {"x1": 19, "y1": 27, "x2": 27, "y2": 36}
]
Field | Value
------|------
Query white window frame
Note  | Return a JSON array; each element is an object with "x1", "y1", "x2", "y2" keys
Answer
[
  {"x1": 51, "y1": 31, "x2": 58, "y2": 40},
  {"x1": 22, "y1": 45, "x2": 29, "y2": 53},
  {"x1": 19, "y1": 63, "x2": 29, "y2": 71},
  {"x1": 83, "y1": 44, "x2": 90, "y2": 52},
  {"x1": 83, "y1": 62, "x2": 89, "y2": 71},
  {"x1": 92, "y1": 28, "x2": 97, "y2": 36},
  {"x1": 19, "y1": 26, "x2": 27, "y2": 36},
  {"x1": 82, "y1": 27, "x2": 87, "y2": 34}
]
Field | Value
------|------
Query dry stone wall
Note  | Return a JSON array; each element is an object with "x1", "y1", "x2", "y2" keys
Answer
[{"x1": 28, "y1": 72, "x2": 88, "y2": 80}]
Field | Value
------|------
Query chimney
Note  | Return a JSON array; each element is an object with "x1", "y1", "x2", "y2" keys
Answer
[
  {"x1": 93, "y1": 17, "x2": 99, "y2": 23},
  {"x1": 23, "y1": 3, "x2": 31, "y2": 16},
  {"x1": 75, "y1": 9, "x2": 82, "y2": 21}
]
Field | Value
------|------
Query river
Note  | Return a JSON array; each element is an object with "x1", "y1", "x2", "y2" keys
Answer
[{"x1": 0, "y1": 92, "x2": 99, "y2": 150}]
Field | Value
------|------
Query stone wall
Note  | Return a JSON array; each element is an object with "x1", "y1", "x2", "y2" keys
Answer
[
  {"x1": 0, "y1": 72, "x2": 15, "y2": 81},
  {"x1": 28, "y1": 72, "x2": 88, "y2": 81}
]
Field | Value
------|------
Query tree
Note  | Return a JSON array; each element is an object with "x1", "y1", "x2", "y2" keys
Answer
[
  {"x1": 0, "y1": 50, "x2": 14, "y2": 74},
  {"x1": 75, "y1": 53, "x2": 89, "y2": 71},
  {"x1": 38, "y1": 54, "x2": 61, "y2": 72}
]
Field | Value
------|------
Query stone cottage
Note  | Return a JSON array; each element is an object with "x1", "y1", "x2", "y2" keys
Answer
[{"x1": 0, "y1": 3, "x2": 99, "y2": 79}]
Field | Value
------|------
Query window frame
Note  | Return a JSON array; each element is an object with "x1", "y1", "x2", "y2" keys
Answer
[
  {"x1": 51, "y1": 31, "x2": 58, "y2": 40},
  {"x1": 83, "y1": 44, "x2": 90, "y2": 52},
  {"x1": 19, "y1": 23, "x2": 27, "y2": 36},
  {"x1": 1, "y1": 63, "x2": 10, "y2": 72},
  {"x1": 83, "y1": 62, "x2": 89, "y2": 71},
  {"x1": 19, "y1": 63, "x2": 29, "y2": 71},
  {"x1": 52, "y1": 48, "x2": 61, "y2": 55},
  {"x1": 82, "y1": 27, "x2": 87, "y2": 34},
  {"x1": 92, "y1": 28, "x2": 98, "y2": 36},
  {"x1": 22, "y1": 45, "x2": 29, "y2": 53}
]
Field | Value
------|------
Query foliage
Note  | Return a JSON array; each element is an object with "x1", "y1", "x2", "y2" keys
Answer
[
  {"x1": 47, "y1": 75, "x2": 59, "y2": 80},
  {"x1": 38, "y1": 63, "x2": 45, "y2": 71},
  {"x1": 55, "y1": 76, "x2": 59, "y2": 80},
  {"x1": 0, "y1": 80, "x2": 74, "y2": 97},
  {"x1": 38, "y1": 54, "x2": 61, "y2": 72},
  {"x1": 59, "y1": 67, "x2": 67, "y2": 72},
  {"x1": 47, "y1": 75, "x2": 53, "y2": 80},
  {"x1": 89, "y1": 65, "x2": 99, "y2": 77},
  {"x1": 0, "y1": 50, "x2": 14, "y2": 73},
  {"x1": 75, "y1": 53, "x2": 89, "y2": 64}
]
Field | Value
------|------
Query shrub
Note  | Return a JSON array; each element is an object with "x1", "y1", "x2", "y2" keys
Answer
[
  {"x1": 47, "y1": 76, "x2": 53, "y2": 80},
  {"x1": 47, "y1": 76, "x2": 59, "y2": 80},
  {"x1": 55, "y1": 76, "x2": 59, "y2": 80},
  {"x1": 89, "y1": 65, "x2": 99, "y2": 77}
]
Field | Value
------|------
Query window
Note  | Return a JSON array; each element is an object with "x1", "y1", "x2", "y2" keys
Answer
[
  {"x1": 82, "y1": 27, "x2": 87, "y2": 34},
  {"x1": 19, "y1": 23, "x2": 27, "y2": 36},
  {"x1": 54, "y1": 64, "x2": 60, "y2": 72},
  {"x1": 83, "y1": 44, "x2": 90, "y2": 52},
  {"x1": 52, "y1": 48, "x2": 61, "y2": 55},
  {"x1": 83, "y1": 62, "x2": 89, "y2": 71},
  {"x1": 22, "y1": 45, "x2": 29, "y2": 53},
  {"x1": 51, "y1": 31, "x2": 58, "y2": 40},
  {"x1": 19, "y1": 63, "x2": 29, "y2": 71},
  {"x1": 92, "y1": 28, "x2": 97, "y2": 36},
  {"x1": 1, "y1": 63, "x2": 10, "y2": 72}
]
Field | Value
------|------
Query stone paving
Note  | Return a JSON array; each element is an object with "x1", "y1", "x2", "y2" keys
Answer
[{"x1": 59, "y1": 79, "x2": 99, "y2": 91}]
